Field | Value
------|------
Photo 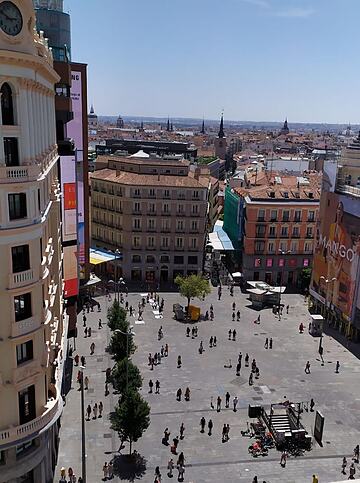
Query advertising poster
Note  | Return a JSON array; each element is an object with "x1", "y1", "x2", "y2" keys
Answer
[
  {"x1": 311, "y1": 191, "x2": 360, "y2": 322},
  {"x1": 63, "y1": 245, "x2": 78, "y2": 298},
  {"x1": 60, "y1": 155, "x2": 77, "y2": 242},
  {"x1": 68, "y1": 68, "x2": 86, "y2": 279}
]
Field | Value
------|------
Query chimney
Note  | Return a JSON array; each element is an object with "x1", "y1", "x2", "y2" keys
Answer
[{"x1": 116, "y1": 169, "x2": 120, "y2": 177}]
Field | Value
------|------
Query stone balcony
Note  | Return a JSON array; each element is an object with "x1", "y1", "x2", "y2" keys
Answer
[
  {"x1": 11, "y1": 316, "x2": 39, "y2": 339},
  {"x1": 8, "y1": 269, "x2": 36, "y2": 290},
  {"x1": 12, "y1": 360, "x2": 41, "y2": 385},
  {"x1": 0, "y1": 148, "x2": 58, "y2": 184},
  {"x1": 0, "y1": 396, "x2": 61, "y2": 448}
]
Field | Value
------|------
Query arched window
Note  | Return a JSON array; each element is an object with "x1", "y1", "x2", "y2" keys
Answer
[
  {"x1": 1, "y1": 83, "x2": 14, "y2": 125},
  {"x1": 132, "y1": 255, "x2": 141, "y2": 263},
  {"x1": 146, "y1": 255, "x2": 155, "y2": 263}
]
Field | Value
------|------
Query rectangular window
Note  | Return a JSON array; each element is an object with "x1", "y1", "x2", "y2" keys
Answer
[
  {"x1": 162, "y1": 219, "x2": 170, "y2": 231},
  {"x1": 16, "y1": 439, "x2": 36, "y2": 459},
  {"x1": 188, "y1": 256, "x2": 198, "y2": 265},
  {"x1": 268, "y1": 242, "x2": 275, "y2": 253},
  {"x1": 294, "y1": 210, "x2": 301, "y2": 222},
  {"x1": 147, "y1": 237, "x2": 155, "y2": 248},
  {"x1": 256, "y1": 225, "x2": 266, "y2": 237},
  {"x1": 306, "y1": 227, "x2": 313, "y2": 238},
  {"x1": 266, "y1": 258, "x2": 273, "y2": 268},
  {"x1": 190, "y1": 238, "x2": 197, "y2": 249},
  {"x1": 282, "y1": 210, "x2": 290, "y2": 222},
  {"x1": 291, "y1": 241, "x2": 298, "y2": 253},
  {"x1": 257, "y1": 209, "x2": 265, "y2": 221},
  {"x1": 161, "y1": 237, "x2": 169, "y2": 248},
  {"x1": 193, "y1": 190, "x2": 199, "y2": 199},
  {"x1": 134, "y1": 202, "x2": 140, "y2": 212},
  {"x1": 191, "y1": 220, "x2": 198, "y2": 231},
  {"x1": 18, "y1": 385, "x2": 36, "y2": 425},
  {"x1": 133, "y1": 188, "x2": 141, "y2": 197},
  {"x1": 148, "y1": 219, "x2": 155, "y2": 229},
  {"x1": 281, "y1": 226, "x2": 288, "y2": 237},
  {"x1": 174, "y1": 256, "x2": 184, "y2": 264},
  {"x1": 269, "y1": 226, "x2": 276, "y2": 237},
  {"x1": 132, "y1": 236, "x2": 140, "y2": 248},
  {"x1": 149, "y1": 188, "x2": 155, "y2": 198},
  {"x1": 14, "y1": 293, "x2": 32, "y2": 322},
  {"x1": 270, "y1": 210, "x2": 277, "y2": 221},
  {"x1": 149, "y1": 203, "x2": 155, "y2": 213},
  {"x1": 278, "y1": 258, "x2": 285, "y2": 267},
  {"x1": 308, "y1": 211, "x2": 315, "y2": 222},
  {"x1": 133, "y1": 218, "x2": 141, "y2": 229},
  {"x1": 304, "y1": 242, "x2": 313, "y2": 253},
  {"x1": 9, "y1": 193, "x2": 27, "y2": 220},
  {"x1": 176, "y1": 237, "x2": 183, "y2": 248},
  {"x1": 279, "y1": 242, "x2": 287, "y2": 252},
  {"x1": 192, "y1": 204, "x2": 199, "y2": 215},
  {"x1": 4, "y1": 137, "x2": 19, "y2": 167},
  {"x1": 178, "y1": 204, "x2": 184, "y2": 214},
  {"x1": 16, "y1": 340, "x2": 33, "y2": 365},
  {"x1": 255, "y1": 241, "x2": 265, "y2": 253},
  {"x1": 12, "y1": 245, "x2": 30, "y2": 273},
  {"x1": 164, "y1": 189, "x2": 170, "y2": 198},
  {"x1": 254, "y1": 258, "x2": 261, "y2": 267},
  {"x1": 163, "y1": 203, "x2": 169, "y2": 213},
  {"x1": 176, "y1": 220, "x2": 184, "y2": 231},
  {"x1": 292, "y1": 226, "x2": 300, "y2": 237}
]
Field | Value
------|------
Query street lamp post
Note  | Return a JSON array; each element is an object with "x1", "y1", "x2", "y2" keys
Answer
[
  {"x1": 319, "y1": 276, "x2": 337, "y2": 322},
  {"x1": 114, "y1": 249, "x2": 121, "y2": 303},
  {"x1": 278, "y1": 249, "x2": 291, "y2": 313},
  {"x1": 114, "y1": 327, "x2": 135, "y2": 393},
  {"x1": 79, "y1": 366, "x2": 86, "y2": 483}
]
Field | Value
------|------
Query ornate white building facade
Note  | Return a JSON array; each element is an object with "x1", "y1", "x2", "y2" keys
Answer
[{"x1": 0, "y1": 1, "x2": 66, "y2": 482}]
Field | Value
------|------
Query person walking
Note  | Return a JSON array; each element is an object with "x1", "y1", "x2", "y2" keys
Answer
[
  {"x1": 80, "y1": 355, "x2": 86, "y2": 366},
  {"x1": 312, "y1": 474, "x2": 319, "y2": 483},
  {"x1": 177, "y1": 355, "x2": 182, "y2": 368},
  {"x1": 245, "y1": 353, "x2": 249, "y2": 367},
  {"x1": 226, "y1": 423, "x2": 230, "y2": 441},
  {"x1": 172, "y1": 435, "x2": 179, "y2": 454},
  {"x1": 98, "y1": 318, "x2": 103, "y2": 329},
  {"x1": 163, "y1": 428, "x2": 170, "y2": 445},
  {"x1": 108, "y1": 460, "x2": 114, "y2": 479},
  {"x1": 74, "y1": 354, "x2": 79, "y2": 366},
  {"x1": 177, "y1": 452, "x2": 185, "y2": 467},
  {"x1": 280, "y1": 450, "x2": 287, "y2": 467},
  {"x1": 83, "y1": 314, "x2": 87, "y2": 327},
  {"x1": 286, "y1": 304, "x2": 289, "y2": 314},
  {"x1": 232, "y1": 312, "x2": 235, "y2": 322},
  {"x1": 84, "y1": 326, "x2": 88, "y2": 338},
  {"x1": 177, "y1": 464, "x2": 185, "y2": 482},
  {"x1": 84, "y1": 376, "x2": 89, "y2": 390},
  {"x1": 237, "y1": 310, "x2": 241, "y2": 321},
  {"x1": 154, "y1": 466, "x2": 161, "y2": 481},
  {"x1": 342, "y1": 456, "x2": 347, "y2": 474},
  {"x1": 252, "y1": 477, "x2": 258, "y2": 483},
  {"x1": 184, "y1": 387, "x2": 190, "y2": 401},
  {"x1": 349, "y1": 462, "x2": 356, "y2": 479},
  {"x1": 99, "y1": 401, "x2": 103, "y2": 418},
  {"x1": 232, "y1": 329, "x2": 236, "y2": 341},
  {"x1": 176, "y1": 388, "x2": 182, "y2": 401},
  {"x1": 200, "y1": 416, "x2": 206, "y2": 433},
  {"x1": 186, "y1": 327, "x2": 190, "y2": 337},
  {"x1": 88, "y1": 326, "x2": 92, "y2": 337},
  {"x1": 155, "y1": 380, "x2": 160, "y2": 394},
  {"x1": 353, "y1": 444, "x2": 359, "y2": 463},
  {"x1": 208, "y1": 419, "x2": 213, "y2": 436},
  {"x1": 217, "y1": 396, "x2": 222, "y2": 412},
  {"x1": 269, "y1": 337, "x2": 273, "y2": 349},
  {"x1": 249, "y1": 372, "x2": 253, "y2": 385},
  {"x1": 209, "y1": 336, "x2": 213, "y2": 348},
  {"x1": 165, "y1": 343, "x2": 169, "y2": 356},
  {"x1": 93, "y1": 403, "x2": 98, "y2": 419},
  {"x1": 228, "y1": 329, "x2": 232, "y2": 340},
  {"x1": 167, "y1": 458, "x2": 174, "y2": 478},
  {"x1": 179, "y1": 422, "x2": 185, "y2": 439},
  {"x1": 90, "y1": 342, "x2": 95, "y2": 355},
  {"x1": 310, "y1": 398, "x2": 315, "y2": 412},
  {"x1": 210, "y1": 396, "x2": 214, "y2": 409},
  {"x1": 305, "y1": 361, "x2": 311, "y2": 374},
  {"x1": 335, "y1": 360, "x2": 340, "y2": 373},
  {"x1": 213, "y1": 336, "x2": 217, "y2": 347},
  {"x1": 225, "y1": 391, "x2": 230, "y2": 408},
  {"x1": 102, "y1": 462, "x2": 108, "y2": 480},
  {"x1": 149, "y1": 380, "x2": 154, "y2": 394},
  {"x1": 236, "y1": 362, "x2": 241, "y2": 376},
  {"x1": 233, "y1": 396, "x2": 238, "y2": 412},
  {"x1": 86, "y1": 404, "x2": 91, "y2": 421},
  {"x1": 222, "y1": 424, "x2": 227, "y2": 443},
  {"x1": 264, "y1": 338, "x2": 269, "y2": 349}
]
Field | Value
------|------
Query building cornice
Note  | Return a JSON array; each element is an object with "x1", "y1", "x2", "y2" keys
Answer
[{"x1": 0, "y1": 50, "x2": 60, "y2": 85}]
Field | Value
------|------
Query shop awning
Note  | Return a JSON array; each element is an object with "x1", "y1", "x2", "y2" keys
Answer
[
  {"x1": 90, "y1": 248, "x2": 117, "y2": 265},
  {"x1": 207, "y1": 221, "x2": 235, "y2": 251}
]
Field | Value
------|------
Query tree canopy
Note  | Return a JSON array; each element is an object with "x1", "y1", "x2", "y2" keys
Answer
[
  {"x1": 108, "y1": 329, "x2": 136, "y2": 362},
  {"x1": 107, "y1": 300, "x2": 127, "y2": 331},
  {"x1": 112, "y1": 359, "x2": 142, "y2": 395},
  {"x1": 175, "y1": 274, "x2": 211, "y2": 310},
  {"x1": 111, "y1": 391, "x2": 150, "y2": 454}
]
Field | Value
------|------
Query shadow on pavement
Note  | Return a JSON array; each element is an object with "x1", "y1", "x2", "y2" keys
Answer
[
  {"x1": 113, "y1": 452, "x2": 147, "y2": 481},
  {"x1": 323, "y1": 324, "x2": 360, "y2": 360}
]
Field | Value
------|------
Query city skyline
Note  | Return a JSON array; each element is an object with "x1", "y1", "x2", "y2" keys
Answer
[{"x1": 66, "y1": 0, "x2": 360, "y2": 124}]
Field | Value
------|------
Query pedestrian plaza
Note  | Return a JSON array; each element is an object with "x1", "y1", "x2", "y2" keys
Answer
[{"x1": 56, "y1": 286, "x2": 360, "y2": 482}]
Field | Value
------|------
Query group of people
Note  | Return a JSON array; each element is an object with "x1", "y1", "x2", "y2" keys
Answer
[
  {"x1": 86, "y1": 401, "x2": 103, "y2": 420},
  {"x1": 341, "y1": 445, "x2": 359, "y2": 479},
  {"x1": 148, "y1": 343, "x2": 169, "y2": 370}
]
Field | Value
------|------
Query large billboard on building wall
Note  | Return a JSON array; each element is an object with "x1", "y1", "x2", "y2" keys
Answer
[
  {"x1": 67, "y1": 69, "x2": 86, "y2": 280},
  {"x1": 60, "y1": 155, "x2": 79, "y2": 298},
  {"x1": 311, "y1": 191, "x2": 360, "y2": 322}
]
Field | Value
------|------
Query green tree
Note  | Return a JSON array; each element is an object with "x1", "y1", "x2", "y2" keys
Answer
[
  {"x1": 299, "y1": 268, "x2": 312, "y2": 291},
  {"x1": 112, "y1": 359, "x2": 142, "y2": 394},
  {"x1": 108, "y1": 329, "x2": 136, "y2": 362},
  {"x1": 107, "y1": 300, "x2": 127, "y2": 331},
  {"x1": 175, "y1": 274, "x2": 211, "y2": 311},
  {"x1": 111, "y1": 391, "x2": 150, "y2": 454}
]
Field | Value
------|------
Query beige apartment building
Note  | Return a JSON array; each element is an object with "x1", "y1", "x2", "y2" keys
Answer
[
  {"x1": 0, "y1": 1, "x2": 66, "y2": 482},
  {"x1": 91, "y1": 152, "x2": 209, "y2": 284}
]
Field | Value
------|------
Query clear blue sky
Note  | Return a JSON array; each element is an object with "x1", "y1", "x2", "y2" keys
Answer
[{"x1": 65, "y1": 0, "x2": 359, "y2": 123}]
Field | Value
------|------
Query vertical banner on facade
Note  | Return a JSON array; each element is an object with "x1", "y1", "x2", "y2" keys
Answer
[
  {"x1": 67, "y1": 70, "x2": 86, "y2": 279},
  {"x1": 60, "y1": 155, "x2": 79, "y2": 297}
]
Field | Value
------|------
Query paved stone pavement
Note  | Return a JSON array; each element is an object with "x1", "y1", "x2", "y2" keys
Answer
[{"x1": 55, "y1": 287, "x2": 360, "y2": 483}]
